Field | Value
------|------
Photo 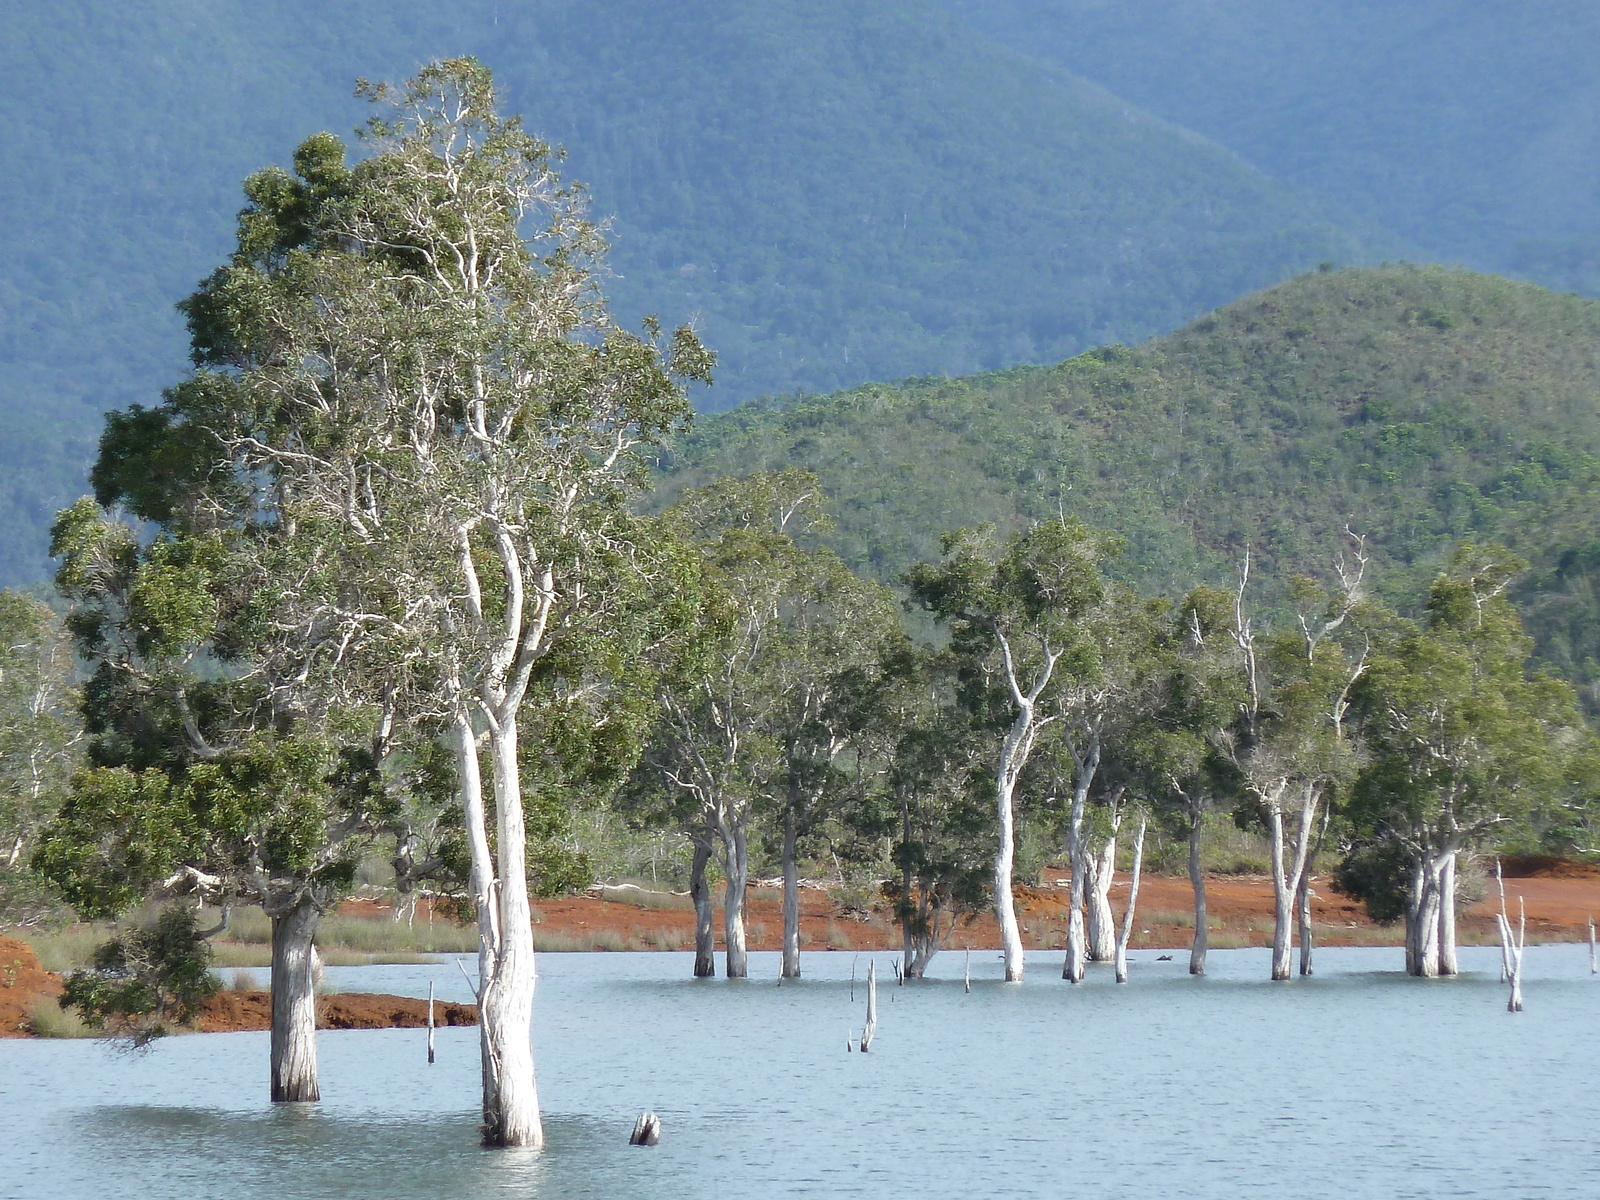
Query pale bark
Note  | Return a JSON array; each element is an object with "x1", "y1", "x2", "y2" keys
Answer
[
  {"x1": 1113, "y1": 818, "x2": 1146, "y2": 983},
  {"x1": 781, "y1": 802, "x2": 801, "y2": 979},
  {"x1": 270, "y1": 894, "x2": 321, "y2": 1103},
  {"x1": 721, "y1": 822, "x2": 749, "y2": 979},
  {"x1": 1437, "y1": 851, "x2": 1459, "y2": 977},
  {"x1": 1589, "y1": 917, "x2": 1596, "y2": 975},
  {"x1": 1086, "y1": 832, "x2": 1118, "y2": 962},
  {"x1": 1187, "y1": 806, "x2": 1208, "y2": 976},
  {"x1": 994, "y1": 728, "x2": 1027, "y2": 983},
  {"x1": 1061, "y1": 752, "x2": 1096, "y2": 983},
  {"x1": 689, "y1": 835, "x2": 715, "y2": 978},
  {"x1": 1266, "y1": 783, "x2": 1319, "y2": 981},
  {"x1": 478, "y1": 718, "x2": 541, "y2": 1148}
]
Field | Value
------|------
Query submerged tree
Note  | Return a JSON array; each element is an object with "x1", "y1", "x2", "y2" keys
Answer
[
  {"x1": 1347, "y1": 545, "x2": 1592, "y2": 978},
  {"x1": 76, "y1": 59, "x2": 708, "y2": 1145},
  {"x1": 907, "y1": 520, "x2": 1107, "y2": 982}
]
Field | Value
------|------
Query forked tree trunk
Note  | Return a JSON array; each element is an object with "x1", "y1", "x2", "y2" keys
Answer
[
  {"x1": 1407, "y1": 854, "x2": 1444, "y2": 979},
  {"x1": 270, "y1": 894, "x2": 322, "y2": 1103},
  {"x1": 722, "y1": 822, "x2": 749, "y2": 979},
  {"x1": 1086, "y1": 833, "x2": 1118, "y2": 962},
  {"x1": 689, "y1": 834, "x2": 716, "y2": 978},
  {"x1": 479, "y1": 718, "x2": 541, "y2": 1148},
  {"x1": 1187, "y1": 806, "x2": 1208, "y2": 976},
  {"x1": 781, "y1": 802, "x2": 801, "y2": 979},
  {"x1": 1437, "y1": 850, "x2": 1459, "y2": 977}
]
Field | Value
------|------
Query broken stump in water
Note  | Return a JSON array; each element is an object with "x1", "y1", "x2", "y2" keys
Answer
[{"x1": 629, "y1": 1112, "x2": 662, "y2": 1146}]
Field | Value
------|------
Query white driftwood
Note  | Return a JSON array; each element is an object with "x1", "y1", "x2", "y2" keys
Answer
[
  {"x1": 1498, "y1": 896, "x2": 1526, "y2": 1013},
  {"x1": 859, "y1": 961, "x2": 877, "y2": 1052},
  {"x1": 427, "y1": 981, "x2": 435, "y2": 1065},
  {"x1": 1495, "y1": 860, "x2": 1512, "y2": 983},
  {"x1": 629, "y1": 1112, "x2": 662, "y2": 1146},
  {"x1": 1113, "y1": 817, "x2": 1147, "y2": 984},
  {"x1": 1589, "y1": 917, "x2": 1596, "y2": 976},
  {"x1": 964, "y1": 948, "x2": 971, "y2": 994}
]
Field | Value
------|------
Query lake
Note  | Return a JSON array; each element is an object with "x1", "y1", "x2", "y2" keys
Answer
[{"x1": 2, "y1": 945, "x2": 1597, "y2": 1199}]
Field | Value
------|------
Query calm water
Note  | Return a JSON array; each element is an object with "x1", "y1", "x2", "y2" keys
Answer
[{"x1": 3, "y1": 945, "x2": 1598, "y2": 1200}]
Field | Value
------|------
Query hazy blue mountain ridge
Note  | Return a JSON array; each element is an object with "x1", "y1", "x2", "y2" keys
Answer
[{"x1": 0, "y1": 0, "x2": 1386, "y2": 584}]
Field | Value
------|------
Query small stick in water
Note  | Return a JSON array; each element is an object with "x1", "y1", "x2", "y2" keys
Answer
[
  {"x1": 964, "y1": 948, "x2": 971, "y2": 994},
  {"x1": 1589, "y1": 917, "x2": 1596, "y2": 976},
  {"x1": 427, "y1": 981, "x2": 435, "y2": 1065}
]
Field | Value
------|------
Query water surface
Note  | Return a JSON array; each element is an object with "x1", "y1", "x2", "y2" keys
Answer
[{"x1": 3, "y1": 945, "x2": 1597, "y2": 1199}]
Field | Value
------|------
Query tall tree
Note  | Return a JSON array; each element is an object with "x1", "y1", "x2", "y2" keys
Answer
[
  {"x1": 94, "y1": 60, "x2": 709, "y2": 1145},
  {"x1": 907, "y1": 520, "x2": 1104, "y2": 982},
  {"x1": 1347, "y1": 545, "x2": 1593, "y2": 977}
]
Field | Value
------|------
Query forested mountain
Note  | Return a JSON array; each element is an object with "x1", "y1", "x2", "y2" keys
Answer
[
  {"x1": 941, "y1": 1, "x2": 1600, "y2": 289},
  {"x1": 0, "y1": 0, "x2": 1379, "y2": 586},
  {"x1": 654, "y1": 266, "x2": 1600, "y2": 707}
]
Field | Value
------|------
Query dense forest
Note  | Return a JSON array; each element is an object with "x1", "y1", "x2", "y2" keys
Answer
[
  {"x1": 0, "y1": 0, "x2": 1378, "y2": 585},
  {"x1": 655, "y1": 264, "x2": 1600, "y2": 709}
]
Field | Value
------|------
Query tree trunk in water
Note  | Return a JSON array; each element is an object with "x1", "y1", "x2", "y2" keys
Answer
[
  {"x1": 1063, "y1": 783, "x2": 1087, "y2": 983},
  {"x1": 270, "y1": 894, "x2": 321, "y2": 1103},
  {"x1": 1268, "y1": 808, "x2": 1293, "y2": 981},
  {"x1": 781, "y1": 803, "x2": 801, "y2": 979},
  {"x1": 1086, "y1": 834, "x2": 1117, "y2": 962},
  {"x1": 1296, "y1": 870, "x2": 1314, "y2": 978},
  {"x1": 689, "y1": 834, "x2": 715, "y2": 978},
  {"x1": 479, "y1": 718, "x2": 542, "y2": 1148},
  {"x1": 1113, "y1": 818, "x2": 1146, "y2": 983},
  {"x1": 1187, "y1": 807, "x2": 1207, "y2": 976},
  {"x1": 994, "y1": 770, "x2": 1025, "y2": 983},
  {"x1": 1437, "y1": 851, "x2": 1459, "y2": 977},
  {"x1": 722, "y1": 821, "x2": 749, "y2": 979},
  {"x1": 1408, "y1": 855, "x2": 1443, "y2": 979}
]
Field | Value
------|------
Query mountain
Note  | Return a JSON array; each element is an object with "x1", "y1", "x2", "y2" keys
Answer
[
  {"x1": 939, "y1": 1, "x2": 1600, "y2": 288},
  {"x1": 0, "y1": 0, "x2": 1384, "y2": 585},
  {"x1": 653, "y1": 265, "x2": 1600, "y2": 706}
]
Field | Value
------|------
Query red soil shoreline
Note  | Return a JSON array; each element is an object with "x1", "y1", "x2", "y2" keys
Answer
[{"x1": 6, "y1": 859, "x2": 1597, "y2": 1037}]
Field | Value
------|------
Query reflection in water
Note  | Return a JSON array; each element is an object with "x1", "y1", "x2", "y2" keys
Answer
[{"x1": 4, "y1": 946, "x2": 1599, "y2": 1200}]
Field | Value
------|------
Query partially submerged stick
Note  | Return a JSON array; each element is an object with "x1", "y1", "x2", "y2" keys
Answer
[
  {"x1": 964, "y1": 949, "x2": 971, "y2": 994},
  {"x1": 859, "y1": 960, "x2": 877, "y2": 1053},
  {"x1": 1589, "y1": 917, "x2": 1596, "y2": 976},
  {"x1": 1495, "y1": 860, "x2": 1512, "y2": 983},
  {"x1": 427, "y1": 981, "x2": 435, "y2": 1065},
  {"x1": 1499, "y1": 895, "x2": 1526, "y2": 1013}
]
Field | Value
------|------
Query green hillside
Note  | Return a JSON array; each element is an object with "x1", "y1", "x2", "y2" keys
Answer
[
  {"x1": 654, "y1": 265, "x2": 1600, "y2": 703},
  {"x1": 0, "y1": 0, "x2": 1382, "y2": 586}
]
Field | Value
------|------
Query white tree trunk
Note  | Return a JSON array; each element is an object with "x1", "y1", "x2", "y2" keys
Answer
[
  {"x1": 1187, "y1": 806, "x2": 1207, "y2": 976},
  {"x1": 994, "y1": 747, "x2": 1026, "y2": 983},
  {"x1": 721, "y1": 821, "x2": 749, "y2": 979},
  {"x1": 1410, "y1": 854, "x2": 1443, "y2": 979},
  {"x1": 689, "y1": 834, "x2": 716, "y2": 979},
  {"x1": 781, "y1": 803, "x2": 801, "y2": 979},
  {"x1": 479, "y1": 717, "x2": 542, "y2": 1148},
  {"x1": 1062, "y1": 766, "x2": 1093, "y2": 983},
  {"x1": 1267, "y1": 807, "x2": 1293, "y2": 981},
  {"x1": 1113, "y1": 818, "x2": 1146, "y2": 983},
  {"x1": 1437, "y1": 850, "x2": 1459, "y2": 977},
  {"x1": 1087, "y1": 833, "x2": 1117, "y2": 962},
  {"x1": 270, "y1": 894, "x2": 321, "y2": 1103}
]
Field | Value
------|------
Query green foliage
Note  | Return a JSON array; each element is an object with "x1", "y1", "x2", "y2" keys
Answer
[
  {"x1": 58, "y1": 906, "x2": 219, "y2": 1047},
  {"x1": 658, "y1": 265, "x2": 1600, "y2": 706},
  {"x1": 0, "y1": 590, "x2": 80, "y2": 925},
  {"x1": 0, "y1": 0, "x2": 1380, "y2": 585}
]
